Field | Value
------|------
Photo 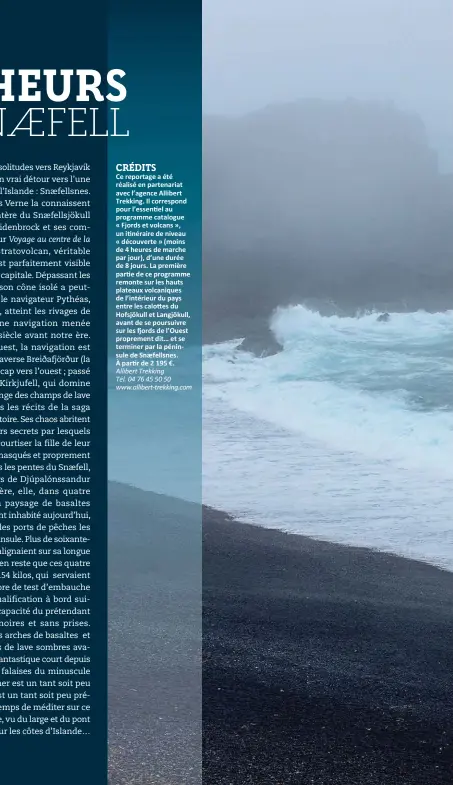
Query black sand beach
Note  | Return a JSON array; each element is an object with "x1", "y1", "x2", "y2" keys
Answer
[
  {"x1": 108, "y1": 482, "x2": 201, "y2": 785},
  {"x1": 203, "y1": 508, "x2": 453, "y2": 784},
  {"x1": 108, "y1": 482, "x2": 453, "y2": 784}
]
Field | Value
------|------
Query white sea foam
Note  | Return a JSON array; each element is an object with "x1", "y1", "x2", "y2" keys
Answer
[{"x1": 202, "y1": 306, "x2": 453, "y2": 569}]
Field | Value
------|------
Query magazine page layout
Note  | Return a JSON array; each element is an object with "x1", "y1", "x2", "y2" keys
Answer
[{"x1": 1, "y1": 1, "x2": 453, "y2": 785}]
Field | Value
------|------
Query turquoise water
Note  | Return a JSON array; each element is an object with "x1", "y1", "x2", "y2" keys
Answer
[{"x1": 202, "y1": 307, "x2": 453, "y2": 570}]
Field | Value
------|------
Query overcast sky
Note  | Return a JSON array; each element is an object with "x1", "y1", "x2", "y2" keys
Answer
[{"x1": 203, "y1": 0, "x2": 452, "y2": 169}]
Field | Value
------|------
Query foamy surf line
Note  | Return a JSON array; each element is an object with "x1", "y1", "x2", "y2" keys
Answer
[
  {"x1": 202, "y1": 305, "x2": 453, "y2": 572},
  {"x1": 203, "y1": 305, "x2": 453, "y2": 476}
]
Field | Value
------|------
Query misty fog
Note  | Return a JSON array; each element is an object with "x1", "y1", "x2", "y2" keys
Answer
[{"x1": 202, "y1": 1, "x2": 453, "y2": 342}]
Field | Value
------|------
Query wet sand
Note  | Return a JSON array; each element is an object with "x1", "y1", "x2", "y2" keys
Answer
[{"x1": 203, "y1": 507, "x2": 453, "y2": 784}]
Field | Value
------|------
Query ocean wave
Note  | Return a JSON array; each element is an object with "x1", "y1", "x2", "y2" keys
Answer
[{"x1": 203, "y1": 305, "x2": 453, "y2": 476}]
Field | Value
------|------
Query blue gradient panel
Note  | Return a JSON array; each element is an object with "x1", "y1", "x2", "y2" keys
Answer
[
  {"x1": 108, "y1": 1, "x2": 201, "y2": 783},
  {"x1": 108, "y1": 1, "x2": 201, "y2": 500}
]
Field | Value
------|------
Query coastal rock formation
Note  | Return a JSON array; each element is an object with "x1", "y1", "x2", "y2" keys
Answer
[{"x1": 203, "y1": 99, "x2": 453, "y2": 343}]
